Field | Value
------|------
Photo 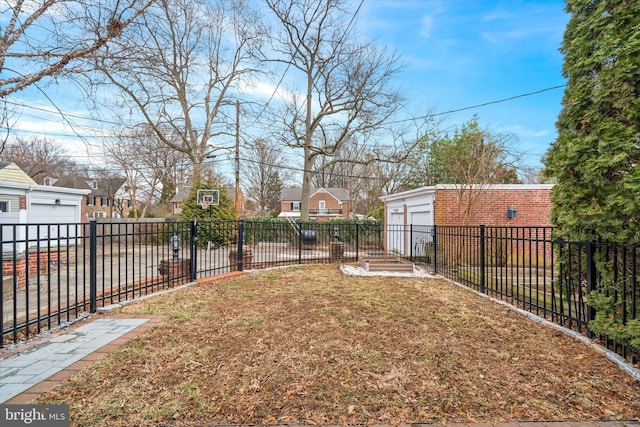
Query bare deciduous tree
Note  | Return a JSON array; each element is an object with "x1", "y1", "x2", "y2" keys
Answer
[
  {"x1": 0, "y1": 0, "x2": 155, "y2": 97},
  {"x1": 242, "y1": 138, "x2": 292, "y2": 216},
  {"x1": 415, "y1": 116, "x2": 521, "y2": 226},
  {"x1": 310, "y1": 141, "x2": 415, "y2": 217},
  {"x1": 1, "y1": 135, "x2": 77, "y2": 182},
  {"x1": 94, "y1": 0, "x2": 265, "y2": 183},
  {"x1": 104, "y1": 126, "x2": 191, "y2": 218},
  {"x1": 264, "y1": 0, "x2": 410, "y2": 220}
]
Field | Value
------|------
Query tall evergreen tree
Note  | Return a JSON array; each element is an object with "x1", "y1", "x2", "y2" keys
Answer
[
  {"x1": 544, "y1": 1, "x2": 640, "y2": 243},
  {"x1": 178, "y1": 176, "x2": 235, "y2": 223}
]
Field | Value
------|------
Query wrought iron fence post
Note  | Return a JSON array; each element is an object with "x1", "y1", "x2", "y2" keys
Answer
[
  {"x1": 356, "y1": 224, "x2": 359, "y2": 260},
  {"x1": 586, "y1": 240, "x2": 597, "y2": 338},
  {"x1": 298, "y1": 225, "x2": 302, "y2": 264},
  {"x1": 432, "y1": 225, "x2": 438, "y2": 273},
  {"x1": 190, "y1": 219, "x2": 197, "y2": 281},
  {"x1": 89, "y1": 219, "x2": 97, "y2": 313},
  {"x1": 409, "y1": 224, "x2": 413, "y2": 260},
  {"x1": 237, "y1": 220, "x2": 244, "y2": 271},
  {"x1": 479, "y1": 224, "x2": 486, "y2": 294}
]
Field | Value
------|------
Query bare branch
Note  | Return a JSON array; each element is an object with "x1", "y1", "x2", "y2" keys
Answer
[
  {"x1": 264, "y1": 0, "x2": 406, "y2": 219},
  {"x1": 0, "y1": 0, "x2": 156, "y2": 97},
  {"x1": 93, "y1": 0, "x2": 266, "y2": 182}
]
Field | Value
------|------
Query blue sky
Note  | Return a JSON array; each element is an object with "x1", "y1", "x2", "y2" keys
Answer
[
  {"x1": 357, "y1": 0, "x2": 569, "y2": 172},
  {"x1": 6, "y1": 0, "x2": 570, "y2": 177}
]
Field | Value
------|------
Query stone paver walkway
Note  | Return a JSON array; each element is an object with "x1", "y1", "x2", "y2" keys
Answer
[{"x1": 0, "y1": 314, "x2": 163, "y2": 404}]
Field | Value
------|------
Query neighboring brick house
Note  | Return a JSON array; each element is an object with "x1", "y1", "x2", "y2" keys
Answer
[
  {"x1": 42, "y1": 175, "x2": 129, "y2": 219},
  {"x1": 279, "y1": 187, "x2": 351, "y2": 220}
]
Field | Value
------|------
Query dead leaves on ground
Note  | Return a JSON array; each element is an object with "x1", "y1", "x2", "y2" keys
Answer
[{"x1": 36, "y1": 265, "x2": 640, "y2": 426}]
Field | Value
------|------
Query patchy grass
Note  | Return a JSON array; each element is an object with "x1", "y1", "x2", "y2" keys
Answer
[{"x1": 35, "y1": 264, "x2": 640, "y2": 426}]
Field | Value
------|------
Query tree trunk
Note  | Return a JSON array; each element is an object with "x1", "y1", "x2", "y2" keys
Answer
[{"x1": 300, "y1": 147, "x2": 313, "y2": 220}]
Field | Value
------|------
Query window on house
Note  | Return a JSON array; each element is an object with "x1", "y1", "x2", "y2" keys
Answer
[
  {"x1": 0, "y1": 201, "x2": 7, "y2": 212},
  {"x1": 87, "y1": 197, "x2": 95, "y2": 206},
  {"x1": 91, "y1": 181, "x2": 98, "y2": 190},
  {"x1": 291, "y1": 202, "x2": 300, "y2": 211},
  {"x1": 44, "y1": 177, "x2": 52, "y2": 186},
  {"x1": 101, "y1": 198, "x2": 109, "y2": 207}
]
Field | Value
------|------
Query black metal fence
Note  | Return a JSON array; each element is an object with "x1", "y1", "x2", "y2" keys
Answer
[
  {"x1": 1, "y1": 219, "x2": 381, "y2": 347},
  {"x1": 410, "y1": 225, "x2": 639, "y2": 364},
  {"x1": 2, "y1": 220, "x2": 639, "y2": 365}
]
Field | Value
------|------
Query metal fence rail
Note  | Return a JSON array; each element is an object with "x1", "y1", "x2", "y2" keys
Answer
[
  {"x1": 2, "y1": 220, "x2": 639, "y2": 366},
  {"x1": 1, "y1": 220, "x2": 199, "y2": 346},
  {"x1": 427, "y1": 225, "x2": 638, "y2": 364},
  {"x1": 1, "y1": 219, "x2": 377, "y2": 346}
]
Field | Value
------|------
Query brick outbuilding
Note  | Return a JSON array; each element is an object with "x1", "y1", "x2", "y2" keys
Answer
[
  {"x1": 380, "y1": 184, "x2": 554, "y2": 255},
  {"x1": 381, "y1": 184, "x2": 554, "y2": 228}
]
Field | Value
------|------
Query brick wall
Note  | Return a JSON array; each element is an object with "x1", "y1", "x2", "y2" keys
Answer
[
  {"x1": 81, "y1": 195, "x2": 87, "y2": 221},
  {"x1": 2, "y1": 251, "x2": 59, "y2": 287},
  {"x1": 281, "y1": 192, "x2": 350, "y2": 220},
  {"x1": 434, "y1": 187, "x2": 552, "y2": 226},
  {"x1": 309, "y1": 192, "x2": 338, "y2": 211},
  {"x1": 2, "y1": 257, "x2": 26, "y2": 287}
]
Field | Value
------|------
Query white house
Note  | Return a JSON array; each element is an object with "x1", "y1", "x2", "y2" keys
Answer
[{"x1": 0, "y1": 162, "x2": 90, "y2": 252}]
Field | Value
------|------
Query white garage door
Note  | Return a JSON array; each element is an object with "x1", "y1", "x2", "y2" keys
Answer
[
  {"x1": 30, "y1": 203, "x2": 77, "y2": 224},
  {"x1": 410, "y1": 211, "x2": 432, "y2": 226},
  {"x1": 386, "y1": 212, "x2": 405, "y2": 254},
  {"x1": 29, "y1": 204, "x2": 80, "y2": 240},
  {"x1": 410, "y1": 211, "x2": 433, "y2": 255}
]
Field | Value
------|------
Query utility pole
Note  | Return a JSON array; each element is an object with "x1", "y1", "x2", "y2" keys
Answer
[{"x1": 235, "y1": 100, "x2": 241, "y2": 219}]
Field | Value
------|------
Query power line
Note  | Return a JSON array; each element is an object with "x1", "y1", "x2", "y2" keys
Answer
[
  {"x1": 4, "y1": 97, "x2": 122, "y2": 127},
  {"x1": 386, "y1": 84, "x2": 566, "y2": 125},
  {"x1": 6, "y1": 82, "x2": 566, "y2": 154}
]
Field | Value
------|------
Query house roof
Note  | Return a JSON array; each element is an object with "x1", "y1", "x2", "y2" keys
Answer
[
  {"x1": 51, "y1": 175, "x2": 126, "y2": 197},
  {"x1": 170, "y1": 187, "x2": 191, "y2": 203},
  {"x1": 0, "y1": 162, "x2": 37, "y2": 185},
  {"x1": 280, "y1": 187, "x2": 350, "y2": 202},
  {"x1": 380, "y1": 184, "x2": 555, "y2": 202}
]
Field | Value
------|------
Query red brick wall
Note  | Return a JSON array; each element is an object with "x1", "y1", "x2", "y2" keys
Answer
[
  {"x1": 434, "y1": 187, "x2": 552, "y2": 226},
  {"x1": 309, "y1": 192, "x2": 341, "y2": 212},
  {"x1": 281, "y1": 192, "x2": 351, "y2": 220},
  {"x1": 81, "y1": 195, "x2": 88, "y2": 222},
  {"x1": 3, "y1": 258, "x2": 26, "y2": 287},
  {"x1": 2, "y1": 251, "x2": 60, "y2": 287}
]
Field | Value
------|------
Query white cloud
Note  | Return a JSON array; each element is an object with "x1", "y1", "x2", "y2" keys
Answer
[
  {"x1": 419, "y1": 15, "x2": 433, "y2": 39},
  {"x1": 241, "y1": 81, "x2": 288, "y2": 100}
]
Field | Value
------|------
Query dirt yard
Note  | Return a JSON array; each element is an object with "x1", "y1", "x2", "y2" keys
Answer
[{"x1": 35, "y1": 264, "x2": 640, "y2": 426}]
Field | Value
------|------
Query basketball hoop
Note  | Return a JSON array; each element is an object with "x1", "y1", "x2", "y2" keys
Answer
[{"x1": 197, "y1": 189, "x2": 219, "y2": 209}]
